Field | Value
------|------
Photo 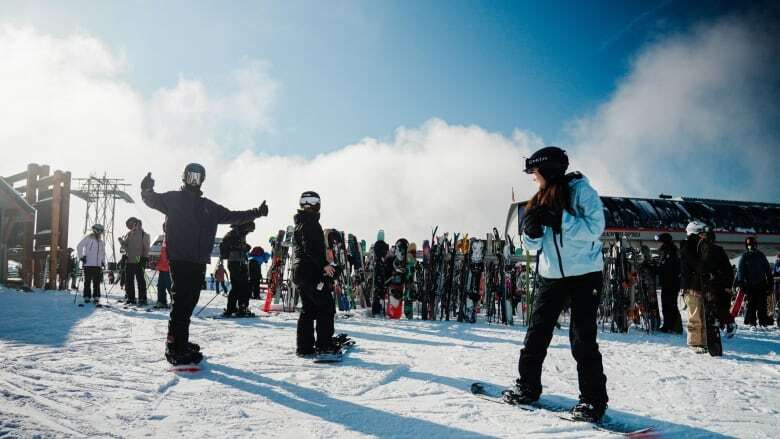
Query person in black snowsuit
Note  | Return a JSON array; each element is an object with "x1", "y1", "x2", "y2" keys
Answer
[
  {"x1": 292, "y1": 191, "x2": 337, "y2": 356},
  {"x1": 736, "y1": 237, "x2": 774, "y2": 328},
  {"x1": 656, "y1": 233, "x2": 682, "y2": 334},
  {"x1": 140, "y1": 164, "x2": 268, "y2": 365},
  {"x1": 698, "y1": 228, "x2": 736, "y2": 343},
  {"x1": 220, "y1": 222, "x2": 254, "y2": 317},
  {"x1": 508, "y1": 146, "x2": 608, "y2": 423},
  {"x1": 248, "y1": 252, "x2": 264, "y2": 300}
]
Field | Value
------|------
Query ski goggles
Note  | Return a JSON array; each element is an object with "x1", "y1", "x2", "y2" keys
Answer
[
  {"x1": 184, "y1": 171, "x2": 204, "y2": 186},
  {"x1": 299, "y1": 195, "x2": 320, "y2": 207}
]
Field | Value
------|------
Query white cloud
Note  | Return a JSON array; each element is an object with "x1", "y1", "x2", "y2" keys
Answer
[
  {"x1": 0, "y1": 25, "x2": 537, "y2": 251},
  {"x1": 569, "y1": 14, "x2": 780, "y2": 201},
  {"x1": 1, "y1": 13, "x2": 777, "y2": 256}
]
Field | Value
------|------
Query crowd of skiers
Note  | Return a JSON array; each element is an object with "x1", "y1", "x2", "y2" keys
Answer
[{"x1": 49, "y1": 147, "x2": 778, "y2": 425}]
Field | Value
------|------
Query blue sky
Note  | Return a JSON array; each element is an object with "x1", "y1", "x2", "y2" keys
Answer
[
  {"x1": 3, "y1": 0, "x2": 758, "y2": 155},
  {"x1": 1, "y1": 0, "x2": 778, "y2": 243}
]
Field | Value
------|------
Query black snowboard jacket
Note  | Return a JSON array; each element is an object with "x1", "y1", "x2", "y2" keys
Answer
[
  {"x1": 292, "y1": 210, "x2": 327, "y2": 285},
  {"x1": 142, "y1": 187, "x2": 258, "y2": 264},
  {"x1": 736, "y1": 250, "x2": 772, "y2": 288},
  {"x1": 656, "y1": 243, "x2": 681, "y2": 290}
]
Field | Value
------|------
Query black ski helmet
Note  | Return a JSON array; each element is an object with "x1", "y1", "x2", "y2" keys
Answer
[
  {"x1": 182, "y1": 163, "x2": 206, "y2": 188},
  {"x1": 524, "y1": 146, "x2": 569, "y2": 182},
  {"x1": 654, "y1": 233, "x2": 673, "y2": 244},
  {"x1": 232, "y1": 221, "x2": 256, "y2": 233},
  {"x1": 299, "y1": 191, "x2": 321, "y2": 210}
]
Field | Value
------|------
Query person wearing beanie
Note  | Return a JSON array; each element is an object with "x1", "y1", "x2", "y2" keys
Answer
[{"x1": 736, "y1": 237, "x2": 774, "y2": 329}]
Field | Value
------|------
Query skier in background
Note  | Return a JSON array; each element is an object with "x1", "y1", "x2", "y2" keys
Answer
[
  {"x1": 77, "y1": 224, "x2": 106, "y2": 304},
  {"x1": 681, "y1": 222, "x2": 707, "y2": 352},
  {"x1": 119, "y1": 217, "x2": 150, "y2": 305},
  {"x1": 292, "y1": 191, "x2": 337, "y2": 356},
  {"x1": 507, "y1": 146, "x2": 608, "y2": 423},
  {"x1": 140, "y1": 164, "x2": 268, "y2": 365},
  {"x1": 220, "y1": 222, "x2": 254, "y2": 317},
  {"x1": 655, "y1": 233, "x2": 682, "y2": 334},
  {"x1": 697, "y1": 227, "x2": 736, "y2": 340},
  {"x1": 248, "y1": 247, "x2": 270, "y2": 300},
  {"x1": 155, "y1": 221, "x2": 171, "y2": 309},
  {"x1": 214, "y1": 263, "x2": 229, "y2": 295},
  {"x1": 736, "y1": 237, "x2": 774, "y2": 329},
  {"x1": 774, "y1": 254, "x2": 780, "y2": 327}
]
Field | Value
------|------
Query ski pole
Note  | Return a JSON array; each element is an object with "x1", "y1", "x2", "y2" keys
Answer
[{"x1": 195, "y1": 291, "x2": 220, "y2": 317}]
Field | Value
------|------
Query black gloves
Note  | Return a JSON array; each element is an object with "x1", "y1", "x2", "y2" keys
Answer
[
  {"x1": 537, "y1": 207, "x2": 562, "y2": 234},
  {"x1": 253, "y1": 200, "x2": 269, "y2": 217},
  {"x1": 141, "y1": 172, "x2": 155, "y2": 191},
  {"x1": 523, "y1": 208, "x2": 544, "y2": 239},
  {"x1": 523, "y1": 206, "x2": 562, "y2": 239}
]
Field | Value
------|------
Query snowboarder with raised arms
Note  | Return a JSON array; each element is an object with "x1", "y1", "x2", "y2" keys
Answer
[
  {"x1": 506, "y1": 146, "x2": 609, "y2": 423},
  {"x1": 140, "y1": 164, "x2": 268, "y2": 365},
  {"x1": 292, "y1": 191, "x2": 338, "y2": 356}
]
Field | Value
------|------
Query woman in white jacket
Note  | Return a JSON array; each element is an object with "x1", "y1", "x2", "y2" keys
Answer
[{"x1": 77, "y1": 224, "x2": 106, "y2": 303}]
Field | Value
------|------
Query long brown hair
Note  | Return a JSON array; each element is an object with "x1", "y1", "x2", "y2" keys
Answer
[{"x1": 525, "y1": 179, "x2": 572, "y2": 214}]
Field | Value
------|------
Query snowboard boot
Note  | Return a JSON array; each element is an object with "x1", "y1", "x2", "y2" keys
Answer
[
  {"x1": 501, "y1": 379, "x2": 540, "y2": 405},
  {"x1": 154, "y1": 302, "x2": 170, "y2": 309},
  {"x1": 725, "y1": 323, "x2": 736, "y2": 338},
  {"x1": 236, "y1": 308, "x2": 255, "y2": 318},
  {"x1": 187, "y1": 342, "x2": 201, "y2": 353},
  {"x1": 570, "y1": 400, "x2": 606, "y2": 423},
  {"x1": 690, "y1": 346, "x2": 708, "y2": 354},
  {"x1": 165, "y1": 344, "x2": 203, "y2": 365},
  {"x1": 222, "y1": 308, "x2": 236, "y2": 318}
]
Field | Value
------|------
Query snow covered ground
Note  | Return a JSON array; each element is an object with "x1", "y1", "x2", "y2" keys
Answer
[{"x1": 1, "y1": 287, "x2": 778, "y2": 438}]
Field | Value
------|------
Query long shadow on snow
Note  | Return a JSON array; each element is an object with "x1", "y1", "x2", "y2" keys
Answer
[
  {"x1": 199, "y1": 362, "x2": 498, "y2": 439},
  {"x1": 474, "y1": 381, "x2": 732, "y2": 438},
  {"x1": 590, "y1": 325, "x2": 780, "y2": 363},
  {"x1": 0, "y1": 290, "x2": 97, "y2": 347},
  {"x1": 336, "y1": 317, "x2": 519, "y2": 346}
]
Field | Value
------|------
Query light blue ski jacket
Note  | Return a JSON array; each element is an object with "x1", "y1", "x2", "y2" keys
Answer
[{"x1": 522, "y1": 174, "x2": 605, "y2": 279}]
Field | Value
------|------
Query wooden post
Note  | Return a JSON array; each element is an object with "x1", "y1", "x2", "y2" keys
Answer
[
  {"x1": 49, "y1": 171, "x2": 62, "y2": 289},
  {"x1": 23, "y1": 163, "x2": 38, "y2": 287}
]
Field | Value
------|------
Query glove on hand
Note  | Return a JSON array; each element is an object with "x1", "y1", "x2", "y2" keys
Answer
[
  {"x1": 522, "y1": 208, "x2": 544, "y2": 239},
  {"x1": 253, "y1": 201, "x2": 269, "y2": 217},
  {"x1": 141, "y1": 173, "x2": 155, "y2": 191},
  {"x1": 537, "y1": 207, "x2": 563, "y2": 234}
]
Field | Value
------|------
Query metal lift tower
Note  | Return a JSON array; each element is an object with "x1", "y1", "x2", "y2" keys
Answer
[{"x1": 71, "y1": 175, "x2": 134, "y2": 264}]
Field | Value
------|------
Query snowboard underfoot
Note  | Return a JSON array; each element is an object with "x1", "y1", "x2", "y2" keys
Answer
[
  {"x1": 469, "y1": 382, "x2": 654, "y2": 437},
  {"x1": 210, "y1": 314, "x2": 261, "y2": 320},
  {"x1": 167, "y1": 364, "x2": 202, "y2": 373},
  {"x1": 313, "y1": 341, "x2": 354, "y2": 363}
]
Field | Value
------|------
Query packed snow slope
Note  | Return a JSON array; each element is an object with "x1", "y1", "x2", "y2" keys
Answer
[{"x1": 1, "y1": 288, "x2": 778, "y2": 438}]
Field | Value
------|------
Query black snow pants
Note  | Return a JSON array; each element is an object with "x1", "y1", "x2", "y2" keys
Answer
[
  {"x1": 660, "y1": 284, "x2": 682, "y2": 332},
  {"x1": 744, "y1": 285, "x2": 772, "y2": 326},
  {"x1": 517, "y1": 271, "x2": 608, "y2": 407},
  {"x1": 296, "y1": 281, "x2": 335, "y2": 352},
  {"x1": 125, "y1": 262, "x2": 147, "y2": 303},
  {"x1": 168, "y1": 261, "x2": 206, "y2": 352},
  {"x1": 227, "y1": 261, "x2": 249, "y2": 312},
  {"x1": 83, "y1": 266, "x2": 102, "y2": 299}
]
